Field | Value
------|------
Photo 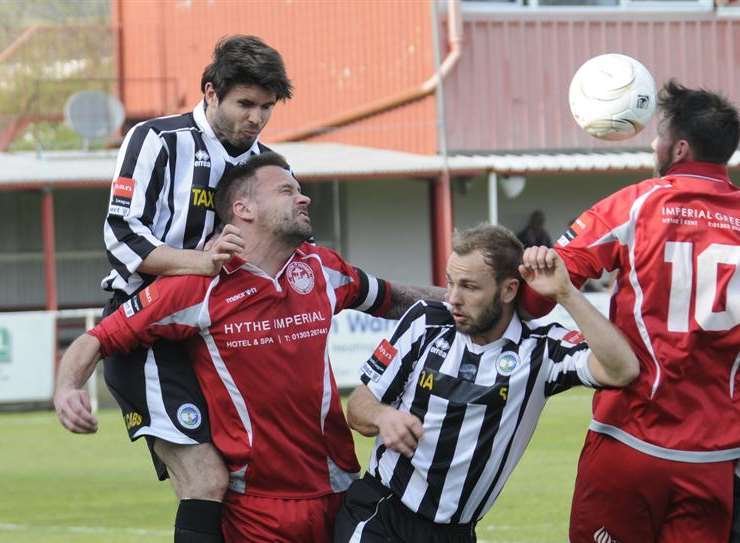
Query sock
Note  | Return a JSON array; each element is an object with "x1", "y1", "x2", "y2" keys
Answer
[{"x1": 174, "y1": 499, "x2": 224, "y2": 543}]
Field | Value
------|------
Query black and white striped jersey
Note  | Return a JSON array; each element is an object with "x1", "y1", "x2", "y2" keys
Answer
[
  {"x1": 102, "y1": 101, "x2": 272, "y2": 295},
  {"x1": 360, "y1": 300, "x2": 599, "y2": 525}
]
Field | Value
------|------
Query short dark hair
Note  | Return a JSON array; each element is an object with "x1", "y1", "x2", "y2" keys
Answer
[
  {"x1": 452, "y1": 223, "x2": 523, "y2": 284},
  {"x1": 658, "y1": 80, "x2": 739, "y2": 164},
  {"x1": 214, "y1": 152, "x2": 291, "y2": 223},
  {"x1": 201, "y1": 35, "x2": 293, "y2": 101}
]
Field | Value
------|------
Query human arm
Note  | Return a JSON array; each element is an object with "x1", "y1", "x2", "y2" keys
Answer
[
  {"x1": 520, "y1": 246, "x2": 639, "y2": 387},
  {"x1": 104, "y1": 125, "x2": 243, "y2": 278},
  {"x1": 385, "y1": 283, "x2": 446, "y2": 319},
  {"x1": 346, "y1": 385, "x2": 423, "y2": 458},
  {"x1": 53, "y1": 333, "x2": 102, "y2": 434},
  {"x1": 137, "y1": 224, "x2": 245, "y2": 276}
]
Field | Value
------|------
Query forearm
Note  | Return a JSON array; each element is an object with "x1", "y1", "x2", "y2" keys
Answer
[
  {"x1": 557, "y1": 288, "x2": 638, "y2": 385},
  {"x1": 346, "y1": 385, "x2": 388, "y2": 437},
  {"x1": 137, "y1": 245, "x2": 212, "y2": 276},
  {"x1": 56, "y1": 333, "x2": 102, "y2": 391},
  {"x1": 385, "y1": 283, "x2": 446, "y2": 319}
]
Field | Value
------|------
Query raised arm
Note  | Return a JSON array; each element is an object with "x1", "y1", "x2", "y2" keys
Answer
[
  {"x1": 520, "y1": 246, "x2": 639, "y2": 387},
  {"x1": 53, "y1": 333, "x2": 102, "y2": 434}
]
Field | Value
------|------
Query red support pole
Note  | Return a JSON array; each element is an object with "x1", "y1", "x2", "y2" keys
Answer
[
  {"x1": 429, "y1": 172, "x2": 453, "y2": 287},
  {"x1": 41, "y1": 189, "x2": 58, "y2": 311}
]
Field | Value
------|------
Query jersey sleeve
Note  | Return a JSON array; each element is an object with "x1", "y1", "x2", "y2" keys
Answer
[
  {"x1": 316, "y1": 247, "x2": 392, "y2": 317},
  {"x1": 90, "y1": 275, "x2": 212, "y2": 357},
  {"x1": 103, "y1": 123, "x2": 168, "y2": 278},
  {"x1": 540, "y1": 325, "x2": 599, "y2": 397},
  {"x1": 360, "y1": 301, "x2": 430, "y2": 405},
  {"x1": 520, "y1": 182, "x2": 644, "y2": 318}
]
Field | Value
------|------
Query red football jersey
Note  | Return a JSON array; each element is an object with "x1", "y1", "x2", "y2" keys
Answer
[
  {"x1": 91, "y1": 243, "x2": 392, "y2": 497},
  {"x1": 523, "y1": 162, "x2": 740, "y2": 460}
]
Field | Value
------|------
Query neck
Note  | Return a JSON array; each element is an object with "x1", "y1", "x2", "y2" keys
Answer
[
  {"x1": 470, "y1": 308, "x2": 514, "y2": 346},
  {"x1": 238, "y1": 231, "x2": 299, "y2": 277}
]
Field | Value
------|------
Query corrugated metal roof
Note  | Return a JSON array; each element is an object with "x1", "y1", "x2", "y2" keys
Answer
[
  {"x1": 449, "y1": 150, "x2": 740, "y2": 174},
  {"x1": 0, "y1": 146, "x2": 738, "y2": 189}
]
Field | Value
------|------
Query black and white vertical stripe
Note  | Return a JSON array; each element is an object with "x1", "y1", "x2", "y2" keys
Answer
[
  {"x1": 102, "y1": 102, "x2": 270, "y2": 295},
  {"x1": 360, "y1": 300, "x2": 597, "y2": 525}
]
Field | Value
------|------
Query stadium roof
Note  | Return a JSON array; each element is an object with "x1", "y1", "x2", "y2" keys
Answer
[{"x1": 0, "y1": 145, "x2": 738, "y2": 189}]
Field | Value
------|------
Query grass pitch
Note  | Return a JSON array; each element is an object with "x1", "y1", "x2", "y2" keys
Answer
[{"x1": 0, "y1": 388, "x2": 592, "y2": 543}]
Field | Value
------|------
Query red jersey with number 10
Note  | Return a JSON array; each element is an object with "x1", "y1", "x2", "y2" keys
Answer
[
  {"x1": 91, "y1": 243, "x2": 392, "y2": 497},
  {"x1": 525, "y1": 162, "x2": 740, "y2": 461}
]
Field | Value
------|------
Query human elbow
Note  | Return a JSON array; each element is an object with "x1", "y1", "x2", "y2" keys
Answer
[{"x1": 612, "y1": 354, "x2": 640, "y2": 387}]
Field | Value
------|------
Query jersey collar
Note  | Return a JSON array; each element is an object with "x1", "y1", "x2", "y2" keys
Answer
[
  {"x1": 464, "y1": 311, "x2": 523, "y2": 353},
  {"x1": 193, "y1": 100, "x2": 262, "y2": 161},
  {"x1": 664, "y1": 161, "x2": 732, "y2": 186}
]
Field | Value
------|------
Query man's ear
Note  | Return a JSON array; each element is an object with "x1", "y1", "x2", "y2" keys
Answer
[
  {"x1": 232, "y1": 197, "x2": 255, "y2": 222},
  {"x1": 501, "y1": 277, "x2": 520, "y2": 305},
  {"x1": 204, "y1": 82, "x2": 219, "y2": 108},
  {"x1": 672, "y1": 139, "x2": 693, "y2": 163}
]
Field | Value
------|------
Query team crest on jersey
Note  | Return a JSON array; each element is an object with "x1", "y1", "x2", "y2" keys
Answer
[
  {"x1": 122, "y1": 284, "x2": 159, "y2": 318},
  {"x1": 194, "y1": 149, "x2": 211, "y2": 168},
  {"x1": 286, "y1": 261, "x2": 314, "y2": 295},
  {"x1": 177, "y1": 403, "x2": 202, "y2": 430},
  {"x1": 495, "y1": 351, "x2": 519, "y2": 376},
  {"x1": 109, "y1": 176, "x2": 135, "y2": 217}
]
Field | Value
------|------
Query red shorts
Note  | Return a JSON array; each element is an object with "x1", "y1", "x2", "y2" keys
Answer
[
  {"x1": 569, "y1": 431, "x2": 733, "y2": 543},
  {"x1": 222, "y1": 491, "x2": 345, "y2": 543}
]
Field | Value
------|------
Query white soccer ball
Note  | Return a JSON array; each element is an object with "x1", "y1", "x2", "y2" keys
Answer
[{"x1": 569, "y1": 53, "x2": 657, "y2": 141}]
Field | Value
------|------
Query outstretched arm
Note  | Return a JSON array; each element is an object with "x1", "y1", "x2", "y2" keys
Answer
[
  {"x1": 347, "y1": 385, "x2": 424, "y2": 458},
  {"x1": 53, "y1": 334, "x2": 102, "y2": 433},
  {"x1": 519, "y1": 246, "x2": 639, "y2": 387}
]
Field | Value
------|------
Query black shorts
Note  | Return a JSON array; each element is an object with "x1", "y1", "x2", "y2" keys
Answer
[
  {"x1": 102, "y1": 291, "x2": 211, "y2": 480},
  {"x1": 333, "y1": 473, "x2": 476, "y2": 543}
]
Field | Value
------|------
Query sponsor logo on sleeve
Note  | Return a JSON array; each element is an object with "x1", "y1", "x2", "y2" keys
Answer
[
  {"x1": 557, "y1": 216, "x2": 588, "y2": 248},
  {"x1": 122, "y1": 284, "x2": 160, "y2": 318},
  {"x1": 286, "y1": 261, "x2": 315, "y2": 295},
  {"x1": 562, "y1": 330, "x2": 586, "y2": 345},
  {"x1": 361, "y1": 339, "x2": 398, "y2": 382},
  {"x1": 109, "y1": 177, "x2": 135, "y2": 217}
]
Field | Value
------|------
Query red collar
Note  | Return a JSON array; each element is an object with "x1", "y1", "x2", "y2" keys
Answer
[
  {"x1": 664, "y1": 161, "x2": 731, "y2": 185},
  {"x1": 222, "y1": 255, "x2": 247, "y2": 275}
]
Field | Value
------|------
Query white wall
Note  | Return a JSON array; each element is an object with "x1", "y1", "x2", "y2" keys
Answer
[{"x1": 342, "y1": 178, "x2": 433, "y2": 285}]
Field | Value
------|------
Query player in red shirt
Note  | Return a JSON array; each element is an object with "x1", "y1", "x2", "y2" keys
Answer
[
  {"x1": 54, "y1": 152, "x2": 443, "y2": 542},
  {"x1": 521, "y1": 81, "x2": 740, "y2": 542}
]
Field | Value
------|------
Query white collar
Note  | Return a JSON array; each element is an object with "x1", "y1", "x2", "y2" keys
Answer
[
  {"x1": 192, "y1": 100, "x2": 262, "y2": 161},
  {"x1": 459, "y1": 311, "x2": 523, "y2": 353}
]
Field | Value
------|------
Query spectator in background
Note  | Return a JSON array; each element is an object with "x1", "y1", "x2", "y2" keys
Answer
[{"x1": 517, "y1": 209, "x2": 552, "y2": 248}]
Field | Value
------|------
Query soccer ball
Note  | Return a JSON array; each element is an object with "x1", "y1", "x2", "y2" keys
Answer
[{"x1": 569, "y1": 54, "x2": 656, "y2": 141}]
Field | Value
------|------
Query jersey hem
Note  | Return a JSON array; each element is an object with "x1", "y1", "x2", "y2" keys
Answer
[{"x1": 589, "y1": 420, "x2": 740, "y2": 463}]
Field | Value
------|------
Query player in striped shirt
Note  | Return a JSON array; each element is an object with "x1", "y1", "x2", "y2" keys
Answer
[
  {"x1": 335, "y1": 224, "x2": 639, "y2": 543},
  {"x1": 96, "y1": 35, "x2": 294, "y2": 543}
]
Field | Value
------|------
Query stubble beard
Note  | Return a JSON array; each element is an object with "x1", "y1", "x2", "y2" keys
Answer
[{"x1": 456, "y1": 297, "x2": 504, "y2": 337}]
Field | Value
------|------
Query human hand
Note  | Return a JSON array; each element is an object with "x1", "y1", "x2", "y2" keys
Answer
[
  {"x1": 202, "y1": 224, "x2": 245, "y2": 275},
  {"x1": 518, "y1": 246, "x2": 576, "y2": 303},
  {"x1": 54, "y1": 387, "x2": 98, "y2": 434},
  {"x1": 375, "y1": 406, "x2": 423, "y2": 458}
]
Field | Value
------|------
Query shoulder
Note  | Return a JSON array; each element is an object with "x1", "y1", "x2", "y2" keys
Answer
[
  {"x1": 402, "y1": 300, "x2": 453, "y2": 326},
  {"x1": 139, "y1": 112, "x2": 199, "y2": 136},
  {"x1": 521, "y1": 319, "x2": 586, "y2": 346}
]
